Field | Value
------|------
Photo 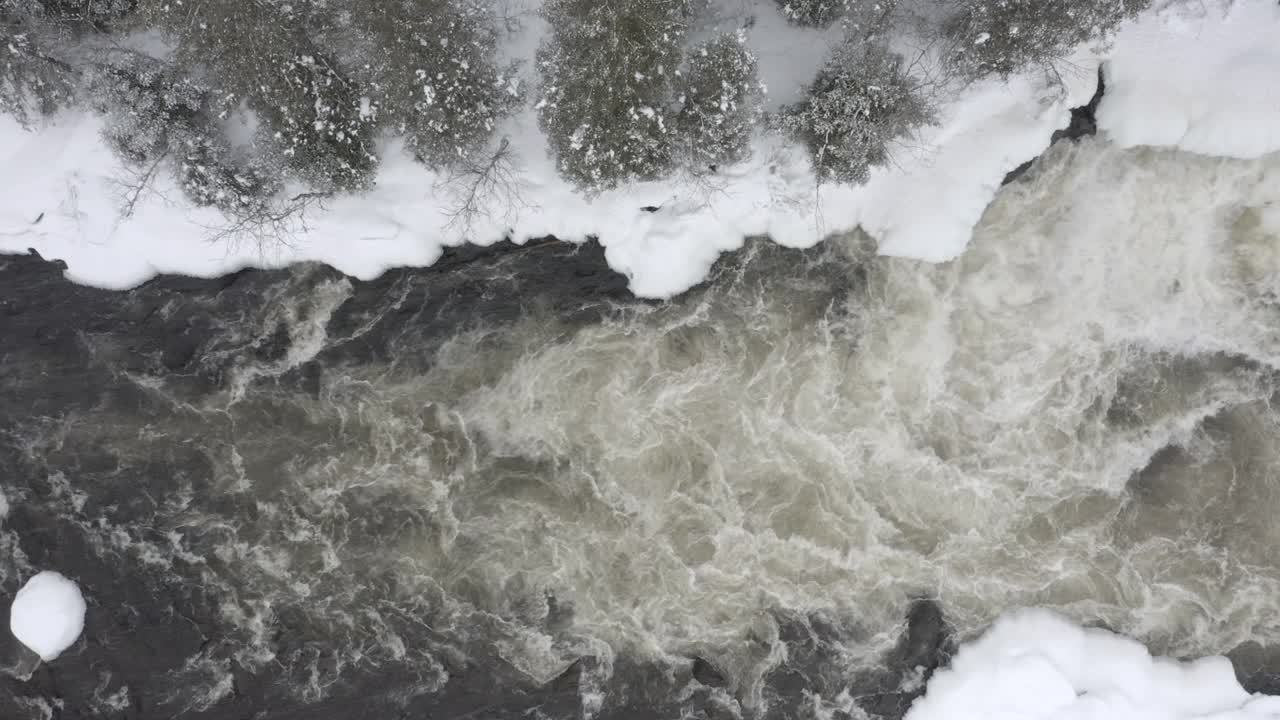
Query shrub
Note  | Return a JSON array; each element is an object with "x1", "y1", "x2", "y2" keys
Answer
[
  {"x1": 675, "y1": 31, "x2": 761, "y2": 170},
  {"x1": 536, "y1": 0, "x2": 689, "y2": 191},
  {"x1": 342, "y1": 0, "x2": 520, "y2": 167},
  {"x1": 943, "y1": 0, "x2": 1149, "y2": 78},
  {"x1": 779, "y1": 40, "x2": 932, "y2": 183}
]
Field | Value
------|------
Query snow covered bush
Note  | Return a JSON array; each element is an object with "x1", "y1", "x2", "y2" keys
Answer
[
  {"x1": 174, "y1": 136, "x2": 277, "y2": 216},
  {"x1": 136, "y1": 0, "x2": 376, "y2": 192},
  {"x1": 774, "y1": 0, "x2": 852, "y2": 27},
  {"x1": 773, "y1": 0, "x2": 895, "y2": 31},
  {"x1": 341, "y1": 0, "x2": 521, "y2": 167},
  {"x1": 0, "y1": 1, "x2": 76, "y2": 125},
  {"x1": 779, "y1": 40, "x2": 932, "y2": 183},
  {"x1": 943, "y1": 0, "x2": 1149, "y2": 78},
  {"x1": 91, "y1": 57, "x2": 202, "y2": 164},
  {"x1": 675, "y1": 31, "x2": 761, "y2": 170},
  {"x1": 92, "y1": 55, "x2": 278, "y2": 217},
  {"x1": 36, "y1": 0, "x2": 135, "y2": 28},
  {"x1": 536, "y1": 0, "x2": 689, "y2": 191}
]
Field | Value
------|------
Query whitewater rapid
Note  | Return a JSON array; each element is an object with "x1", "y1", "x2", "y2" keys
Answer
[
  {"x1": 424, "y1": 139, "x2": 1280, "y2": 668},
  {"x1": 3, "y1": 137, "x2": 1280, "y2": 717}
]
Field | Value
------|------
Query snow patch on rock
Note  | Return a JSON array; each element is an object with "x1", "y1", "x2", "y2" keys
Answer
[{"x1": 9, "y1": 570, "x2": 87, "y2": 662}]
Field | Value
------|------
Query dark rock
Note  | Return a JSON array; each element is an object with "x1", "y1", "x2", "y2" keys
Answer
[
  {"x1": 1229, "y1": 642, "x2": 1280, "y2": 695},
  {"x1": 691, "y1": 657, "x2": 728, "y2": 688},
  {"x1": 1002, "y1": 65, "x2": 1107, "y2": 186}
]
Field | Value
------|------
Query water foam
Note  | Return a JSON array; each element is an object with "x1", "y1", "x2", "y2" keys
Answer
[{"x1": 9, "y1": 139, "x2": 1280, "y2": 712}]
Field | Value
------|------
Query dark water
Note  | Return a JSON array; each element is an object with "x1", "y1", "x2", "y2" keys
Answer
[{"x1": 0, "y1": 242, "x2": 951, "y2": 720}]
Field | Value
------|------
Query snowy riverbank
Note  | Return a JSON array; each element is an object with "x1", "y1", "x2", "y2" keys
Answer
[{"x1": 1, "y1": 0, "x2": 1277, "y2": 299}]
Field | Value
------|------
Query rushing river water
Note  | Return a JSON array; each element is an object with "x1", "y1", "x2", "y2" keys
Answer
[{"x1": 3, "y1": 138, "x2": 1280, "y2": 718}]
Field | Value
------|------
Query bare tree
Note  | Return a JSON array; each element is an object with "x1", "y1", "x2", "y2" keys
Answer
[
  {"x1": 203, "y1": 191, "x2": 333, "y2": 256},
  {"x1": 435, "y1": 137, "x2": 531, "y2": 240},
  {"x1": 109, "y1": 149, "x2": 170, "y2": 220}
]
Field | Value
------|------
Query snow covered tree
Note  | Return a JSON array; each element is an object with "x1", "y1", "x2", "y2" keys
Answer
[
  {"x1": 943, "y1": 0, "x2": 1148, "y2": 78},
  {"x1": 774, "y1": 0, "x2": 852, "y2": 27},
  {"x1": 92, "y1": 56, "x2": 203, "y2": 164},
  {"x1": 536, "y1": 0, "x2": 689, "y2": 191},
  {"x1": 779, "y1": 40, "x2": 931, "y2": 183},
  {"x1": 1, "y1": 1, "x2": 76, "y2": 125},
  {"x1": 91, "y1": 55, "x2": 278, "y2": 217},
  {"x1": 36, "y1": 0, "x2": 135, "y2": 28},
  {"x1": 135, "y1": 0, "x2": 376, "y2": 192},
  {"x1": 675, "y1": 31, "x2": 761, "y2": 170},
  {"x1": 773, "y1": 0, "x2": 895, "y2": 31},
  {"x1": 341, "y1": 0, "x2": 521, "y2": 167}
]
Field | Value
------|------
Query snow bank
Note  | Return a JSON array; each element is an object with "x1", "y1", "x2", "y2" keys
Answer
[
  {"x1": 9, "y1": 570, "x2": 87, "y2": 661},
  {"x1": 1, "y1": 0, "x2": 1277, "y2": 299},
  {"x1": 1098, "y1": 0, "x2": 1280, "y2": 159},
  {"x1": 907, "y1": 609, "x2": 1280, "y2": 720}
]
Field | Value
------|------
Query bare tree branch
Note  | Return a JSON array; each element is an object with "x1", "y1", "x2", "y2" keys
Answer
[
  {"x1": 109, "y1": 150, "x2": 170, "y2": 219},
  {"x1": 435, "y1": 136, "x2": 531, "y2": 241},
  {"x1": 201, "y1": 190, "x2": 333, "y2": 256}
]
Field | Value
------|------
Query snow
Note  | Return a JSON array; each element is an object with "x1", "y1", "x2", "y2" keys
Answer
[
  {"x1": 1, "y1": 0, "x2": 1278, "y2": 299},
  {"x1": 907, "y1": 609, "x2": 1280, "y2": 720},
  {"x1": 1097, "y1": 0, "x2": 1280, "y2": 160},
  {"x1": 9, "y1": 570, "x2": 87, "y2": 662}
]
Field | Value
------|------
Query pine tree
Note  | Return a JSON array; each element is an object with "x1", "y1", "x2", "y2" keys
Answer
[
  {"x1": 675, "y1": 31, "x2": 761, "y2": 170},
  {"x1": 536, "y1": 0, "x2": 690, "y2": 191},
  {"x1": 774, "y1": 0, "x2": 852, "y2": 27},
  {"x1": 91, "y1": 55, "x2": 277, "y2": 216},
  {"x1": 35, "y1": 0, "x2": 134, "y2": 29},
  {"x1": 0, "y1": 0, "x2": 76, "y2": 125},
  {"x1": 341, "y1": 0, "x2": 520, "y2": 167},
  {"x1": 136, "y1": 0, "x2": 377, "y2": 192},
  {"x1": 943, "y1": 0, "x2": 1149, "y2": 78}
]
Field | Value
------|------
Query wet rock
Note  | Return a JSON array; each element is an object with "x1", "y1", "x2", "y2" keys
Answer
[
  {"x1": 1002, "y1": 65, "x2": 1107, "y2": 186},
  {"x1": 692, "y1": 657, "x2": 728, "y2": 688},
  {"x1": 1229, "y1": 641, "x2": 1280, "y2": 695}
]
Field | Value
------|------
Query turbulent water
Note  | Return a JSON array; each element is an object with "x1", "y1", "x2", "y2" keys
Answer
[{"x1": 3, "y1": 139, "x2": 1280, "y2": 718}]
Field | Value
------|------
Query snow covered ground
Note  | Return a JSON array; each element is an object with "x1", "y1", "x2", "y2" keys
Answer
[{"x1": 1, "y1": 0, "x2": 1276, "y2": 298}]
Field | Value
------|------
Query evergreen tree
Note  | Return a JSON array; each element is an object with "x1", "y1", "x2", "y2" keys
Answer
[
  {"x1": 135, "y1": 0, "x2": 377, "y2": 192},
  {"x1": 773, "y1": 0, "x2": 895, "y2": 31},
  {"x1": 91, "y1": 55, "x2": 277, "y2": 216},
  {"x1": 675, "y1": 31, "x2": 761, "y2": 170},
  {"x1": 341, "y1": 0, "x2": 521, "y2": 167},
  {"x1": 944, "y1": 0, "x2": 1148, "y2": 78},
  {"x1": 774, "y1": 0, "x2": 852, "y2": 28},
  {"x1": 536, "y1": 0, "x2": 689, "y2": 191},
  {"x1": 35, "y1": 0, "x2": 134, "y2": 29},
  {"x1": 1, "y1": 0, "x2": 76, "y2": 125}
]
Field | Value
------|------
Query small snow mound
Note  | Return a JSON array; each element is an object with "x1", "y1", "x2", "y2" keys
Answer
[
  {"x1": 0, "y1": 486, "x2": 8, "y2": 519},
  {"x1": 9, "y1": 570, "x2": 87, "y2": 662},
  {"x1": 906, "y1": 608, "x2": 1280, "y2": 720}
]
